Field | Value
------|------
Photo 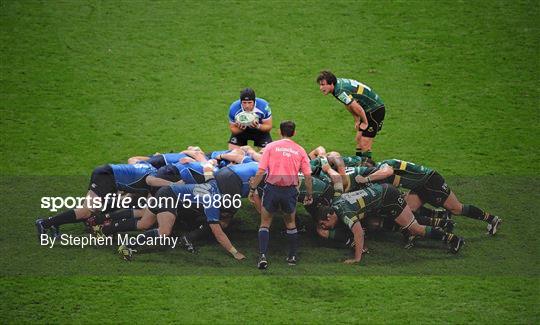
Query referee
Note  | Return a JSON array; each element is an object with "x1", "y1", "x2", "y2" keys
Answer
[{"x1": 249, "y1": 120, "x2": 313, "y2": 269}]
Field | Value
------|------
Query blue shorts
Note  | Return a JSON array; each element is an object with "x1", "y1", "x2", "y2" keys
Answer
[{"x1": 262, "y1": 184, "x2": 298, "y2": 214}]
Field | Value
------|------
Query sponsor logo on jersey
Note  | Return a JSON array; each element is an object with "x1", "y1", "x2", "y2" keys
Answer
[{"x1": 337, "y1": 92, "x2": 352, "y2": 104}]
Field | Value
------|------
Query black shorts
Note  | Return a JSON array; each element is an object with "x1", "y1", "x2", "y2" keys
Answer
[
  {"x1": 88, "y1": 165, "x2": 117, "y2": 199},
  {"x1": 229, "y1": 128, "x2": 272, "y2": 147},
  {"x1": 146, "y1": 155, "x2": 167, "y2": 169},
  {"x1": 215, "y1": 167, "x2": 242, "y2": 215},
  {"x1": 150, "y1": 187, "x2": 205, "y2": 226},
  {"x1": 149, "y1": 186, "x2": 177, "y2": 215},
  {"x1": 156, "y1": 165, "x2": 181, "y2": 182},
  {"x1": 378, "y1": 184, "x2": 406, "y2": 220},
  {"x1": 262, "y1": 184, "x2": 298, "y2": 214},
  {"x1": 410, "y1": 171, "x2": 451, "y2": 207},
  {"x1": 359, "y1": 105, "x2": 385, "y2": 138}
]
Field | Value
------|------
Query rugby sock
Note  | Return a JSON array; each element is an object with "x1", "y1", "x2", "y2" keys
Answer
[
  {"x1": 416, "y1": 206, "x2": 451, "y2": 219},
  {"x1": 431, "y1": 218, "x2": 446, "y2": 228},
  {"x1": 102, "y1": 217, "x2": 137, "y2": 235},
  {"x1": 127, "y1": 228, "x2": 160, "y2": 249},
  {"x1": 416, "y1": 215, "x2": 447, "y2": 228},
  {"x1": 107, "y1": 209, "x2": 134, "y2": 222},
  {"x1": 93, "y1": 212, "x2": 109, "y2": 225},
  {"x1": 415, "y1": 206, "x2": 437, "y2": 218},
  {"x1": 286, "y1": 228, "x2": 299, "y2": 257},
  {"x1": 43, "y1": 209, "x2": 78, "y2": 228},
  {"x1": 258, "y1": 227, "x2": 269, "y2": 255},
  {"x1": 412, "y1": 214, "x2": 432, "y2": 225},
  {"x1": 461, "y1": 205, "x2": 494, "y2": 223},
  {"x1": 424, "y1": 226, "x2": 446, "y2": 240},
  {"x1": 433, "y1": 209, "x2": 450, "y2": 219}
]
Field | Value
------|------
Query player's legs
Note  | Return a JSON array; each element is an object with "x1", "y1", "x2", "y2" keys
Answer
[
  {"x1": 422, "y1": 171, "x2": 500, "y2": 234},
  {"x1": 356, "y1": 106, "x2": 385, "y2": 158},
  {"x1": 117, "y1": 211, "x2": 174, "y2": 261},
  {"x1": 257, "y1": 206, "x2": 272, "y2": 269},
  {"x1": 404, "y1": 192, "x2": 423, "y2": 211},
  {"x1": 381, "y1": 184, "x2": 462, "y2": 253},
  {"x1": 280, "y1": 186, "x2": 300, "y2": 264},
  {"x1": 258, "y1": 184, "x2": 283, "y2": 269},
  {"x1": 101, "y1": 208, "x2": 155, "y2": 236},
  {"x1": 406, "y1": 192, "x2": 453, "y2": 231},
  {"x1": 117, "y1": 186, "x2": 179, "y2": 260},
  {"x1": 228, "y1": 131, "x2": 248, "y2": 150},
  {"x1": 37, "y1": 164, "x2": 116, "y2": 239},
  {"x1": 357, "y1": 135, "x2": 374, "y2": 154},
  {"x1": 443, "y1": 191, "x2": 501, "y2": 235},
  {"x1": 395, "y1": 205, "x2": 463, "y2": 253},
  {"x1": 156, "y1": 211, "x2": 176, "y2": 237},
  {"x1": 252, "y1": 129, "x2": 272, "y2": 149},
  {"x1": 258, "y1": 207, "x2": 272, "y2": 251},
  {"x1": 283, "y1": 211, "x2": 299, "y2": 264}
]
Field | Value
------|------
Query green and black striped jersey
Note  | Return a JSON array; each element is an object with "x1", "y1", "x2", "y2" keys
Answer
[{"x1": 333, "y1": 78, "x2": 384, "y2": 113}]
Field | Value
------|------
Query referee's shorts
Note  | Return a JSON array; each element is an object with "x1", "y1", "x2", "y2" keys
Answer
[{"x1": 262, "y1": 184, "x2": 298, "y2": 214}]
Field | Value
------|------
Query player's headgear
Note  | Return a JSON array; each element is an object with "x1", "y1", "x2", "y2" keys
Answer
[{"x1": 240, "y1": 88, "x2": 256, "y2": 101}]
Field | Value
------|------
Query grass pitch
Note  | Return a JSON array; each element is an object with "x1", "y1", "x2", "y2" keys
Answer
[{"x1": 1, "y1": 0, "x2": 539, "y2": 323}]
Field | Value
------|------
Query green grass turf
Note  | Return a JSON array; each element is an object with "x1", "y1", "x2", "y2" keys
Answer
[
  {"x1": 1, "y1": 276, "x2": 538, "y2": 324},
  {"x1": 1, "y1": 0, "x2": 539, "y2": 323}
]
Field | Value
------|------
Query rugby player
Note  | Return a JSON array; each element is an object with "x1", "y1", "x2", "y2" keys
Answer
[
  {"x1": 306, "y1": 160, "x2": 453, "y2": 249},
  {"x1": 117, "y1": 162, "x2": 257, "y2": 260},
  {"x1": 228, "y1": 88, "x2": 273, "y2": 149},
  {"x1": 355, "y1": 159, "x2": 502, "y2": 235},
  {"x1": 317, "y1": 70, "x2": 386, "y2": 159},
  {"x1": 35, "y1": 162, "x2": 158, "y2": 239},
  {"x1": 317, "y1": 183, "x2": 464, "y2": 264}
]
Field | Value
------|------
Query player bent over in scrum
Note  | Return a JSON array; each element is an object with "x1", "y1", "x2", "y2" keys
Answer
[
  {"x1": 35, "y1": 162, "x2": 158, "y2": 240},
  {"x1": 317, "y1": 183, "x2": 464, "y2": 264},
  {"x1": 117, "y1": 163, "x2": 246, "y2": 261},
  {"x1": 356, "y1": 159, "x2": 502, "y2": 235}
]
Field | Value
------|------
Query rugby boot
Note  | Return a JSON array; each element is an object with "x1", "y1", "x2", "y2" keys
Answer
[
  {"x1": 257, "y1": 254, "x2": 268, "y2": 270},
  {"x1": 286, "y1": 255, "x2": 298, "y2": 266},
  {"x1": 487, "y1": 216, "x2": 502, "y2": 235},
  {"x1": 117, "y1": 245, "x2": 136, "y2": 261},
  {"x1": 179, "y1": 235, "x2": 196, "y2": 254},
  {"x1": 448, "y1": 235, "x2": 464, "y2": 254}
]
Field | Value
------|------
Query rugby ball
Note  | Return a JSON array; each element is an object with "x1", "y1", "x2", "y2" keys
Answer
[{"x1": 235, "y1": 111, "x2": 258, "y2": 127}]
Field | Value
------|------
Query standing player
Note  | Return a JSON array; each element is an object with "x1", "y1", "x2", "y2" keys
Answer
[
  {"x1": 228, "y1": 88, "x2": 273, "y2": 149},
  {"x1": 249, "y1": 120, "x2": 313, "y2": 269},
  {"x1": 316, "y1": 70, "x2": 386, "y2": 159}
]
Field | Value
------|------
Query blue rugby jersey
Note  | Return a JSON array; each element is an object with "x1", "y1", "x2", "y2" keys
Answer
[
  {"x1": 228, "y1": 98, "x2": 271, "y2": 124},
  {"x1": 169, "y1": 181, "x2": 221, "y2": 223},
  {"x1": 224, "y1": 162, "x2": 259, "y2": 197},
  {"x1": 110, "y1": 162, "x2": 156, "y2": 193}
]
